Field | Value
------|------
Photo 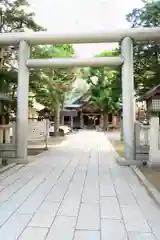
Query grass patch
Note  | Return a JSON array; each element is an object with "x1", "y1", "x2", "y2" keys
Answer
[
  {"x1": 110, "y1": 140, "x2": 124, "y2": 157},
  {"x1": 139, "y1": 167, "x2": 160, "y2": 193}
]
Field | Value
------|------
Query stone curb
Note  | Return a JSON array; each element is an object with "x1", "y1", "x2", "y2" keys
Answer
[
  {"x1": 131, "y1": 166, "x2": 160, "y2": 206},
  {"x1": 107, "y1": 135, "x2": 160, "y2": 206},
  {"x1": 0, "y1": 163, "x2": 17, "y2": 174}
]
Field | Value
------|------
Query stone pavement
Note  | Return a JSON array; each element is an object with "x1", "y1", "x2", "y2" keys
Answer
[{"x1": 0, "y1": 130, "x2": 160, "y2": 240}]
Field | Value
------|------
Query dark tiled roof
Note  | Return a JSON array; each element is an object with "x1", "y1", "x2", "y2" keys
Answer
[{"x1": 64, "y1": 104, "x2": 82, "y2": 108}]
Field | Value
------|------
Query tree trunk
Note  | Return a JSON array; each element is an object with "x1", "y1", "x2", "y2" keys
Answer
[
  {"x1": 54, "y1": 101, "x2": 60, "y2": 137},
  {"x1": 103, "y1": 112, "x2": 108, "y2": 131},
  {"x1": 60, "y1": 95, "x2": 65, "y2": 125},
  {"x1": 60, "y1": 112, "x2": 64, "y2": 125}
]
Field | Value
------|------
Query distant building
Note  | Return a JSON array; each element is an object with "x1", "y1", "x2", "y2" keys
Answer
[{"x1": 64, "y1": 92, "x2": 120, "y2": 129}]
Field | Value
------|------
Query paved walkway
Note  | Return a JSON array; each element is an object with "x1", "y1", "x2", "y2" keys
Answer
[{"x1": 0, "y1": 130, "x2": 160, "y2": 240}]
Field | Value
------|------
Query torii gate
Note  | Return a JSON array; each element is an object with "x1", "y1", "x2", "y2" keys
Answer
[{"x1": 0, "y1": 27, "x2": 160, "y2": 163}]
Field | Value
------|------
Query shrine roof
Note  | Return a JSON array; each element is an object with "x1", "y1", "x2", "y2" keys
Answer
[{"x1": 64, "y1": 103, "x2": 82, "y2": 108}]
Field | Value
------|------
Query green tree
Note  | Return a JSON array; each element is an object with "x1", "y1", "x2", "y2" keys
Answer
[
  {"x1": 30, "y1": 45, "x2": 76, "y2": 136},
  {"x1": 126, "y1": 0, "x2": 160, "y2": 96},
  {"x1": 88, "y1": 69, "x2": 121, "y2": 130},
  {"x1": 82, "y1": 50, "x2": 121, "y2": 131},
  {"x1": 0, "y1": 0, "x2": 44, "y2": 121},
  {"x1": 0, "y1": 0, "x2": 43, "y2": 32},
  {"x1": 0, "y1": 1, "x2": 44, "y2": 95},
  {"x1": 0, "y1": 0, "x2": 44, "y2": 70}
]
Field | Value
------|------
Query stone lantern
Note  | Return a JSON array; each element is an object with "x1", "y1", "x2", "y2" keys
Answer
[
  {"x1": 0, "y1": 93, "x2": 12, "y2": 144},
  {"x1": 138, "y1": 84, "x2": 160, "y2": 121},
  {"x1": 138, "y1": 84, "x2": 160, "y2": 166}
]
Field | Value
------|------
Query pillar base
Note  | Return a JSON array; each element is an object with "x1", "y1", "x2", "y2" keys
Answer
[
  {"x1": 148, "y1": 161, "x2": 160, "y2": 168},
  {"x1": 17, "y1": 157, "x2": 29, "y2": 164},
  {"x1": 117, "y1": 157, "x2": 145, "y2": 166}
]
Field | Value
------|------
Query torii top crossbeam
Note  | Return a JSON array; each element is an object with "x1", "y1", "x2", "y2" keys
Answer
[{"x1": 0, "y1": 27, "x2": 160, "y2": 45}]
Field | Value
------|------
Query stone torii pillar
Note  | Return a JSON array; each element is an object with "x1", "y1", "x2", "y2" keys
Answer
[
  {"x1": 121, "y1": 37, "x2": 135, "y2": 161},
  {"x1": 17, "y1": 41, "x2": 30, "y2": 163}
]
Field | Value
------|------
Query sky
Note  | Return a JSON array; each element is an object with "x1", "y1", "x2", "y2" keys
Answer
[{"x1": 28, "y1": 0, "x2": 143, "y2": 56}]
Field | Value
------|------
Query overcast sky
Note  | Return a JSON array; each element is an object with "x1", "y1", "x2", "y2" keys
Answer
[{"x1": 28, "y1": 0, "x2": 143, "y2": 56}]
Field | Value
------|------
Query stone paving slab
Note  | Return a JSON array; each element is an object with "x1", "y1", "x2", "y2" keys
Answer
[
  {"x1": 128, "y1": 232, "x2": 156, "y2": 240},
  {"x1": 0, "y1": 131, "x2": 160, "y2": 239},
  {"x1": 0, "y1": 213, "x2": 32, "y2": 239},
  {"x1": 19, "y1": 227, "x2": 49, "y2": 240},
  {"x1": 0, "y1": 165, "x2": 24, "y2": 182},
  {"x1": 121, "y1": 204, "x2": 151, "y2": 233},
  {"x1": 76, "y1": 202, "x2": 100, "y2": 230},
  {"x1": 101, "y1": 219, "x2": 127, "y2": 240},
  {"x1": 100, "y1": 197, "x2": 122, "y2": 219},
  {"x1": 74, "y1": 230, "x2": 100, "y2": 240},
  {"x1": 29, "y1": 201, "x2": 60, "y2": 228},
  {"x1": 46, "y1": 216, "x2": 77, "y2": 240},
  {"x1": 99, "y1": 174, "x2": 116, "y2": 197}
]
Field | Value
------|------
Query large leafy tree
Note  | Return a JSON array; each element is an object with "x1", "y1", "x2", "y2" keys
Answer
[
  {"x1": 0, "y1": 0, "x2": 44, "y2": 122},
  {"x1": 30, "y1": 44, "x2": 76, "y2": 136},
  {"x1": 0, "y1": 0, "x2": 44, "y2": 69},
  {"x1": 0, "y1": 0, "x2": 43, "y2": 32},
  {"x1": 126, "y1": 0, "x2": 160, "y2": 96},
  {"x1": 82, "y1": 50, "x2": 121, "y2": 130}
]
